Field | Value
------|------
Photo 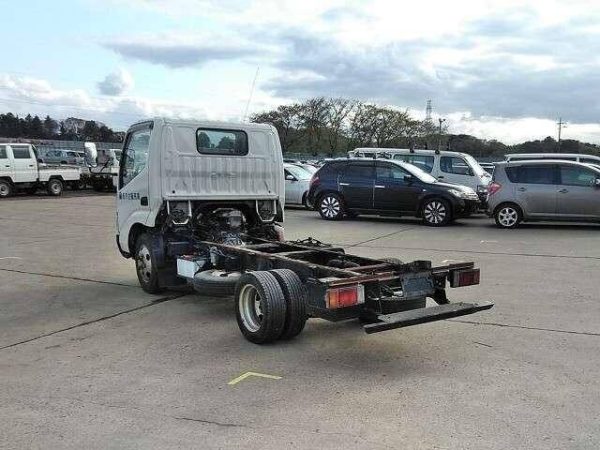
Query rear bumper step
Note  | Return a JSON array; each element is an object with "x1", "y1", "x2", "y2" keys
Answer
[{"x1": 363, "y1": 301, "x2": 493, "y2": 334}]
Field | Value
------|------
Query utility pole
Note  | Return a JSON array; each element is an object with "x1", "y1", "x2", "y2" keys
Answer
[
  {"x1": 437, "y1": 117, "x2": 446, "y2": 152},
  {"x1": 557, "y1": 117, "x2": 567, "y2": 152}
]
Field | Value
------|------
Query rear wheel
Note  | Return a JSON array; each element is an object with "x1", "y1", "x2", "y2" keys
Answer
[
  {"x1": 47, "y1": 179, "x2": 63, "y2": 196},
  {"x1": 318, "y1": 193, "x2": 344, "y2": 220},
  {"x1": 269, "y1": 269, "x2": 307, "y2": 340},
  {"x1": 422, "y1": 198, "x2": 451, "y2": 226},
  {"x1": 235, "y1": 271, "x2": 287, "y2": 344},
  {"x1": 494, "y1": 203, "x2": 522, "y2": 229},
  {"x1": 135, "y1": 233, "x2": 163, "y2": 294},
  {"x1": 0, "y1": 180, "x2": 12, "y2": 198}
]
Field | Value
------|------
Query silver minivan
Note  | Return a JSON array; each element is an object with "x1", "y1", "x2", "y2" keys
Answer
[{"x1": 487, "y1": 160, "x2": 600, "y2": 228}]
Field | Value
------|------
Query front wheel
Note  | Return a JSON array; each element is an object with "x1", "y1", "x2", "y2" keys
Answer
[
  {"x1": 318, "y1": 193, "x2": 344, "y2": 220},
  {"x1": 422, "y1": 198, "x2": 451, "y2": 226},
  {"x1": 0, "y1": 180, "x2": 13, "y2": 198},
  {"x1": 47, "y1": 179, "x2": 63, "y2": 196},
  {"x1": 494, "y1": 204, "x2": 522, "y2": 229},
  {"x1": 135, "y1": 233, "x2": 163, "y2": 294}
]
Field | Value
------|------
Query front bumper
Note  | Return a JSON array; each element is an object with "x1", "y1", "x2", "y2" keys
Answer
[{"x1": 363, "y1": 301, "x2": 493, "y2": 334}]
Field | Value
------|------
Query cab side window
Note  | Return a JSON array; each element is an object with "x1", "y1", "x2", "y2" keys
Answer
[
  {"x1": 440, "y1": 156, "x2": 471, "y2": 175},
  {"x1": 11, "y1": 145, "x2": 32, "y2": 159},
  {"x1": 120, "y1": 128, "x2": 152, "y2": 188},
  {"x1": 559, "y1": 165, "x2": 596, "y2": 187}
]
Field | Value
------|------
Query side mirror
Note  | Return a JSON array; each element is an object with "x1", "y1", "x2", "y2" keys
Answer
[
  {"x1": 403, "y1": 175, "x2": 413, "y2": 183},
  {"x1": 594, "y1": 178, "x2": 600, "y2": 188},
  {"x1": 285, "y1": 174, "x2": 296, "y2": 181}
]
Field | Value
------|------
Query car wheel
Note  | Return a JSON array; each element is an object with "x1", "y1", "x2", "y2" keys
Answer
[
  {"x1": 135, "y1": 233, "x2": 164, "y2": 294},
  {"x1": 46, "y1": 179, "x2": 63, "y2": 196},
  {"x1": 193, "y1": 269, "x2": 241, "y2": 297},
  {"x1": 494, "y1": 203, "x2": 522, "y2": 229},
  {"x1": 318, "y1": 193, "x2": 344, "y2": 220},
  {"x1": 235, "y1": 271, "x2": 287, "y2": 344},
  {"x1": 0, "y1": 180, "x2": 13, "y2": 198},
  {"x1": 269, "y1": 269, "x2": 307, "y2": 340},
  {"x1": 302, "y1": 193, "x2": 311, "y2": 210},
  {"x1": 422, "y1": 198, "x2": 451, "y2": 226}
]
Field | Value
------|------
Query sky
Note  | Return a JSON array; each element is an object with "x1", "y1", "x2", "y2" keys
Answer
[{"x1": 1, "y1": 0, "x2": 600, "y2": 144}]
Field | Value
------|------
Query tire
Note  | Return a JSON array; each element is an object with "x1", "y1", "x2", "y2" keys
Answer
[
  {"x1": 134, "y1": 233, "x2": 164, "y2": 294},
  {"x1": 235, "y1": 271, "x2": 287, "y2": 344},
  {"x1": 494, "y1": 203, "x2": 522, "y2": 229},
  {"x1": 46, "y1": 179, "x2": 63, "y2": 196},
  {"x1": 194, "y1": 269, "x2": 241, "y2": 297},
  {"x1": 318, "y1": 192, "x2": 344, "y2": 220},
  {"x1": 0, "y1": 180, "x2": 12, "y2": 198},
  {"x1": 422, "y1": 198, "x2": 451, "y2": 227},
  {"x1": 302, "y1": 192, "x2": 311, "y2": 210},
  {"x1": 269, "y1": 269, "x2": 307, "y2": 340}
]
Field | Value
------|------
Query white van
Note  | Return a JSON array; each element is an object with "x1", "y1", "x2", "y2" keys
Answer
[
  {"x1": 505, "y1": 153, "x2": 600, "y2": 165},
  {"x1": 348, "y1": 148, "x2": 492, "y2": 203}
]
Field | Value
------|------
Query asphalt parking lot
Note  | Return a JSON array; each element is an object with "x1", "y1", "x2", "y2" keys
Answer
[{"x1": 1, "y1": 193, "x2": 599, "y2": 450}]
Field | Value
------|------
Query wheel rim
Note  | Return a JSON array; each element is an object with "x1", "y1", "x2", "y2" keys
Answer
[
  {"x1": 498, "y1": 207, "x2": 518, "y2": 227},
  {"x1": 424, "y1": 201, "x2": 446, "y2": 224},
  {"x1": 136, "y1": 244, "x2": 153, "y2": 283},
  {"x1": 0, "y1": 183, "x2": 8, "y2": 196},
  {"x1": 320, "y1": 196, "x2": 340, "y2": 218},
  {"x1": 50, "y1": 182, "x2": 60, "y2": 194},
  {"x1": 238, "y1": 284, "x2": 263, "y2": 332}
]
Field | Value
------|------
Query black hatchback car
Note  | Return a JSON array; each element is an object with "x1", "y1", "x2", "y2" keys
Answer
[{"x1": 307, "y1": 159, "x2": 480, "y2": 226}]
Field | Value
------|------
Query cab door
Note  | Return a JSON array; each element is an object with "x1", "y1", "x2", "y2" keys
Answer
[
  {"x1": 0, "y1": 145, "x2": 14, "y2": 180},
  {"x1": 338, "y1": 161, "x2": 374, "y2": 209},
  {"x1": 374, "y1": 162, "x2": 421, "y2": 212},
  {"x1": 117, "y1": 122, "x2": 153, "y2": 251},
  {"x1": 9, "y1": 145, "x2": 37, "y2": 182}
]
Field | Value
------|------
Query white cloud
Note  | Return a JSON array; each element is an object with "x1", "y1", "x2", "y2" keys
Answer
[{"x1": 97, "y1": 69, "x2": 134, "y2": 96}]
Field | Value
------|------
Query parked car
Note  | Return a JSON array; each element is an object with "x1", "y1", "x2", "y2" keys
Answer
[
  {"x1": 488, "y1": 160, "x2": 600, "y2": 228},
  {"x1": 39, "y1": 149, "x2": 86, "y2": 166},
  {"x1": 284, "y1": 163, "x2": 312, "y2": 207},
  {"x1": 505, "y1": 153, "x2": 600, "y2": 165},
  {"x1": 307, "y1": 158, "x2": 480, "y2": 226},
  {"x1": 348, "y1": 148, "x2": 491, "y2": 206}
]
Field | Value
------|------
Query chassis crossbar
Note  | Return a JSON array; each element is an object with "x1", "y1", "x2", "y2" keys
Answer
[{"x1": 363, "y1": 301, "x2": 494, "y2": 334}]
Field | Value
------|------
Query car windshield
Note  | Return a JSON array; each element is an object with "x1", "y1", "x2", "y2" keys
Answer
[
  {"x1": 394, "y1": 161, "x2": 437, "y2": 183},
  {"x1": 286, "y1": 165, "x2": 311, "y2": 179},
  {"x1": 464, "y1": 154, "x2": 488, "y2": 177}
]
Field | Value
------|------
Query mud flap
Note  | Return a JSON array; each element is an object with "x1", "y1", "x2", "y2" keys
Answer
[{"x1": 363, "y1": 301, "x2": 493, "y2": 334}]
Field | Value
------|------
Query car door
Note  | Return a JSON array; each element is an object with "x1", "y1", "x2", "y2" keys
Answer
[
  {"x1": 556, "y1": 164, "x2": 600, "y2": 219},
  {"x1": 0, "y1": 145, "x2": 14, "y2": 180},
  {"x1": 9, "y1": 145, "x2": 37, "y2": 182},
  {"x1": 374, "y1": 162, "x2": 421, "y2": 212},
  {"x1": 510, "y1": 164, "x2": 557, "y2": 216},
  {"x1": 339, "y1": 161, "x2": 374, "y2": 209},
  {"x1": 284, "y1": 168, "x2": 302, "y2": 204}
]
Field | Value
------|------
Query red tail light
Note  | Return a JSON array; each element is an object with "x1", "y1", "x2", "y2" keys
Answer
[
  {"x1": 488, "y1": 182, "x2": 502, "y2": 196},
  {"x1": 310, "y1": 174, "x2": 320, "y2": 188},
  {"x1": 450, "y1": 268, "x2": 480, "y2": 287},
  {"x1": 326, "y1": 285, "x2": 365, "y2": 309}
]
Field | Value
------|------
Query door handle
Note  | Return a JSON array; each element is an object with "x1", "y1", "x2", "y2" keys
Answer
[
  {"x1": 374, "y1": 185, "x2": 386, "y2": 189},
  {"x1": 437, "y1": 176, "x2": 444, "y2": 179},
  {"x1": 4, "y1": 165, "x2": 9, "y2": 168},
  {"x1": 339, "y1": 182, "x2": 350, "y2": 186},
  {"x1": 558, "y1": 188, "x2": 569, "y2": 194},
  {"x1": 28, "y1": 165, "x2": 34, "y2": 167},
  {"x1": 517, "y1": 187, "x2": 527, "y2": 192}
]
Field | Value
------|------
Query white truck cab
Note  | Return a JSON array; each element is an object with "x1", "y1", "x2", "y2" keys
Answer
[
  {"x1": 116, "y1": 118, "x2": 285, "y2": 261},
  {"x1": 348, "y1": 148, "x2": 492, "y2": 204},
  {"x1": 0, "y1": 143, "x2": 81, "y2": 197}
]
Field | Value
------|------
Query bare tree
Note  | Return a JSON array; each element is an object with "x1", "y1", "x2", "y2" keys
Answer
[
  {"x1": 251, "y1": 104, "x2": 302, "y2": 152},
  {"x1": 323, "y1": 98, "x2": 356, "y2": 154}
]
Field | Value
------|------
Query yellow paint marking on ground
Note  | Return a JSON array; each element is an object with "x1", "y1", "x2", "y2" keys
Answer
[{"x1": 228, "y1": 371, "x2": 282, "y2": 385}]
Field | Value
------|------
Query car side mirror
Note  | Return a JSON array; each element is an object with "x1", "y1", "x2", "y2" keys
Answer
[
  {"x1": 403, "y1": 175, "x2": 413, "y2": 183},
  {"x1": 285, "y1": 174, "x2": 296, "y2": 181},
  {"x1": 594, "y1": 178, "x2": 600, "y2": 188}
]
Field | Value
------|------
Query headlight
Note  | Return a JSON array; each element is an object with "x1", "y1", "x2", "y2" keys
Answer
[
  {"x1": 449, "y1": 189, "x2": 464, "y2": 198},
  {"x1": 449, "y1": 189, "x2": 477, "y2": 199},
  {"x1": 477, "y1": 184, "x2": 488, "y2": 193}
]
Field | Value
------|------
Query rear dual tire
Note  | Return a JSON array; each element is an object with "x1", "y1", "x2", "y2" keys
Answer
[{"x1": 235, "y1": 269, "x2": 307, "y2": 344}]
